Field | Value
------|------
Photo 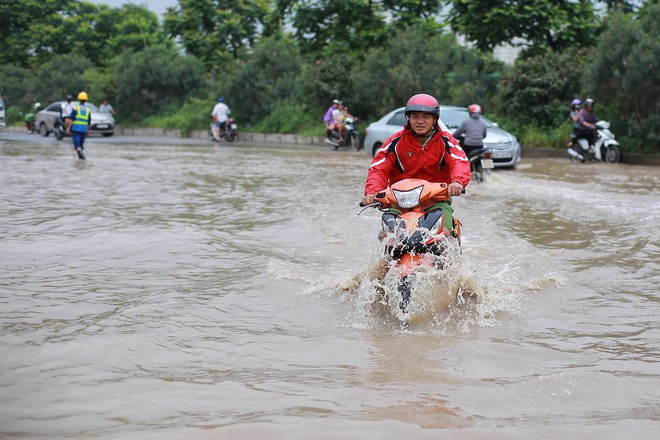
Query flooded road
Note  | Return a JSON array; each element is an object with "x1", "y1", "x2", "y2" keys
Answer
[{"x1": 1, "y1": 137, "x2": 659, "y2": 439}]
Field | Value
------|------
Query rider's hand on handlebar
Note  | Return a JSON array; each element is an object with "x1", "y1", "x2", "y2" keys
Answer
[
  {"x1": 448, "y1": 182, "x2": 464, "y2": 197},
  {"x1": 361, "y1": 194, "x2": 376, "y2": 206}
]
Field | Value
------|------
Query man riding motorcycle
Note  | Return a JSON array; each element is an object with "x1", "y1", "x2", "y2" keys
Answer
[
  {"x1": 576, "y1": 98, "x2": 598, "y2": 150},
  {"x1": 452, "y1": 103, "x2": 487, "y2": 158},
  {"x1": 361, "y1": 93, "x2": 471, "y2": 232}
]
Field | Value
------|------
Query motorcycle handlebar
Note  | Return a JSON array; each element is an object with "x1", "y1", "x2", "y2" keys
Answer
[{"x1": 358, "y1": 188, "x2": 465, "y2": 207}]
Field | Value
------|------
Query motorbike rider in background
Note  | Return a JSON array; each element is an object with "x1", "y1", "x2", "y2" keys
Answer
[
  {"x1": 61, "y1": 94, "x2": 74, "y2": 135},
  {"x1": 567, "y1": 98, "x2": 582, "y2": 148},
  {"x1": 341, "y1": 105, "x2": 356, "y2": 130},
  {"x1": 452, "y1": 103, "x2": 487, "y2": 158},
  {"x1": 576, "y1": 98, "x2": 598, "y2": 151},
  {"x1": 211, "y1": 97, "x2": 231, "y2": 142},
  {"x1": 25, "y1": 102, "x2": 41, "y2": 132},
  {"x1": 362, "y1": 93, "x2": 471, "y2": 233},
  {"x1": 569, "y1": 98, "x2": 582, "y2": 126},
  {"x1": 324, "y1": 99, "x2": 345, "y2": 143}
]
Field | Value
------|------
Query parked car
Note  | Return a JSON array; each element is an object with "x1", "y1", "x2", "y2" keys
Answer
[
  {"x1": 33, "y1": 101, "x2": 115, "y2": 137},
  {"x1": 363, "y1": 106, "x2": 521, "y2": 168}
]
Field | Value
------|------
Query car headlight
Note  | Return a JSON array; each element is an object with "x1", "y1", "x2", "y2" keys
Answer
[{"x1": 393, "y1": 185, "x2": 423, "y2": 209}]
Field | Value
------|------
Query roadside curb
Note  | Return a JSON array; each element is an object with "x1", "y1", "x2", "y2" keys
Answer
[
  {"x1": 3, "y1": 125, "x2": 658, "y2": 165},
  {"x1": 115, "y1": 126, "x2": 329, "y2": 148}
]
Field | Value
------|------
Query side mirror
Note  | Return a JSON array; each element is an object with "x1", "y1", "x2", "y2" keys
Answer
[{"x1": 492, "y1": 122, "x2": 499, "y2": 128}]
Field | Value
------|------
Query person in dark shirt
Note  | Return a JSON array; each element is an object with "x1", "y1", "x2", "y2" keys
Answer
[{"x1": 576, "y1": 98, "x2": 599, "y2": 149}]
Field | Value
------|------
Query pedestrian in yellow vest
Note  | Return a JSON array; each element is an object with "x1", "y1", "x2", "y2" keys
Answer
[{"x1": 70, "y1": 91, "x2": 91, "y2": 160}]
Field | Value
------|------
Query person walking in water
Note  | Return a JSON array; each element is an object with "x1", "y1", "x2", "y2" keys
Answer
[{"x1": 70, "y1": 91, "x2": 92, "y2": 160}]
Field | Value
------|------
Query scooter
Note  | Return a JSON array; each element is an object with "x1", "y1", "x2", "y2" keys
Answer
[
  {"x1": 567, "y1": 120, "x2": 621, "y2": 163},
  {"x1": 358, "y1": 178, "x2": 462, "y2": 313},
  {"x1": 325, "y1": 116, "x2": 360, "y2": 151},
  {"x1": 53, "y1": 116, "x2": 67, "y2": 141},
  {"x1": 467, "y1": 147, "x2": 494, "y2": 183},
  {"x1": 457, "y1": 137, "x2": 493, "y2": 183},
  {"x1": 208, "y1": 117, "x2": 238, "y2": 142}
]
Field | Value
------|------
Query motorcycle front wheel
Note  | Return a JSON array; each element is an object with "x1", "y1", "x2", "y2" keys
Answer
[
  {"x1": 225, "y1": 129, "x2": 237, "y2": 142},
  {"x1": 604, "y1": 145, "x2": 621, "y2": 163}
]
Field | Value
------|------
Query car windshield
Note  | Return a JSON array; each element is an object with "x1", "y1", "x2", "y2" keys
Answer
[
  {"x1": 387, "y1": 111, "x2": 407, "y2": 127},
  {"x1": 441, "y1": 108, "x2": 496, "y2": 129}
]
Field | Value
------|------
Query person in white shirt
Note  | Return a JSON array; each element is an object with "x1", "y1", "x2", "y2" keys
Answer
[
  {"x1": 61, "y1": 95, "x2": 74, "y2": 135},
  {"x1": 99, "y1": 99, "x2": 116, "y2": 116},
  {"x1": 211, "y1": 97, "x2": 231, "y2": 141}
]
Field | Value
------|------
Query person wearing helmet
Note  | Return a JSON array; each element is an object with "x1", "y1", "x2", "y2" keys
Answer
[
  {"x1": 69, "y1": 91, "x2": 91, "y2": 160},
  {"x1": 576, "y1": 98, "x2": 598, "y2": 149},
  {"x1": 211, "y1": 97, "x2": 231, "y2": 142},
  {"x1": 362, "y1": 93, "x2": 470, "y2": 232},
  {"x1": 25, "y1": 102, "x2": 41, "y2": 132},
  {"x1": 324, "y1": 99, "x2": 345, "y2": 142},
  {"x1": 569, "y1": 98, "x2": 582, "y2": 126},
  {"x1": 452, "y1": 104, "x2": 487, "y2": 158},
  {"x1": 61, "y1": 94, "x2": 74, "y2": 135},
  {"x1": 566, "y1": 98, "x2": 582, "y2": 150}
]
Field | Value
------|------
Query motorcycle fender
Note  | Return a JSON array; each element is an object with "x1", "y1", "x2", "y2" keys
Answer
[
  {"x1": 396, "y1": 252, "x2": 433, "y2": 278},
  {"x1": 604, "y1": 139, "x2": 619, "y2": 147}
]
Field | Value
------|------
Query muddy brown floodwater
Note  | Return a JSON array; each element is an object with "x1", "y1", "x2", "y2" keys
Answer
[{"x1": 1, "y1": 138, "x2": 658, "y2": 439}]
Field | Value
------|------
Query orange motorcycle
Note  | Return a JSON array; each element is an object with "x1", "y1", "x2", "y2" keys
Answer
[{"x1": 359, "y1": 178, "x2": 462, "y2": 312}]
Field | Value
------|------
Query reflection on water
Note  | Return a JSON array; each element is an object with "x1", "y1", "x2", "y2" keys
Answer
[{"x1": 1, "y1": 141, "x2": 659, "y2": 438}]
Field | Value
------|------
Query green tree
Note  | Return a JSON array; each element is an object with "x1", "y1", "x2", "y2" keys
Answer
[
  {"x1": 300, "y1": 52, "x2": 357, "y2": 113},
  {"x1": 0, "y1": 0, "x2": 74, "y2": 66},
  {"x1": 0, "y1": 65, "x2": 33, "y2": 109},
  {"x1": 0, "y1": 1, "x2": 166, "y2": 68},
  {"x1": 350, "y1": 24, "x2": 502, "y2": 121},
  {"x1": 31, "y1": 54, "x2": 95, "y2": 105},
  {"x1": 586, "y1": 1, "x2": 660, "y2": 152},
  {"x1": 104, "y1": 4, "x2": 168, "y2": 54},
  {"x1": 114, "y1": 46, "x2": 207, "y2": 119},
  {"x1": 222, "y1": 36, "x2": 305, "y2": 125},
  {"x1": 494, "y1": 49, "x2": 586, "y2": 128},
  {"x1": 163, "y1": 0, "x2": 270, "y2": 69},
  {"x1": 447, "y1": 0, "x2": 600, "y2": 54}
]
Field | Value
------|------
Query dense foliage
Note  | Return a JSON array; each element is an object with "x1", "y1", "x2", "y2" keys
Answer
[{"x1": 0, "y1": 0, "x2": 657, "y2": 153}]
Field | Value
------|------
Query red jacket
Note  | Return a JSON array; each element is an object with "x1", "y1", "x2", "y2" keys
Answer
[{"x1": 364, "y1": 125, "x2": 471, "y2": 195}]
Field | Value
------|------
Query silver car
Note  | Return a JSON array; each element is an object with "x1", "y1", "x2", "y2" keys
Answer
[
  {"x1": 33, "y1": 101, "x2": 115, "y2": 137},
  {"x1": 363, "y1": 106, "x2": 521, "y2": 168}
]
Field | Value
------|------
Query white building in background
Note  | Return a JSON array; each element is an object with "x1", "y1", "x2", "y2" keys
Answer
[
  {"x1": 455, "y1": 35, "x2": 522, "y2": 65},
  {"x1": 493, "y1": 43, "x2": 522, "y2": 65}
]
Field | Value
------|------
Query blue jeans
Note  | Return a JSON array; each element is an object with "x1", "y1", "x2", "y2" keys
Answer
[{"x1": 72, "y1": 131, "x2": 87, "y2": 149}]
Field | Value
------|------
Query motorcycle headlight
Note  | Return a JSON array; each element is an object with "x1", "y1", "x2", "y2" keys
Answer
[{"x1": 393, "y1": 185, "x2": 423, "y2": 209}]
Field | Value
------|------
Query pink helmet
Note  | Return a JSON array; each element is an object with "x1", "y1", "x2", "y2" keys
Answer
[
  {"x1": 468, "y1": 104, "x2": 482, "y2": 114},
  {"x1": 405, "y1": 94, "x2": 440, "y2": 118}
]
